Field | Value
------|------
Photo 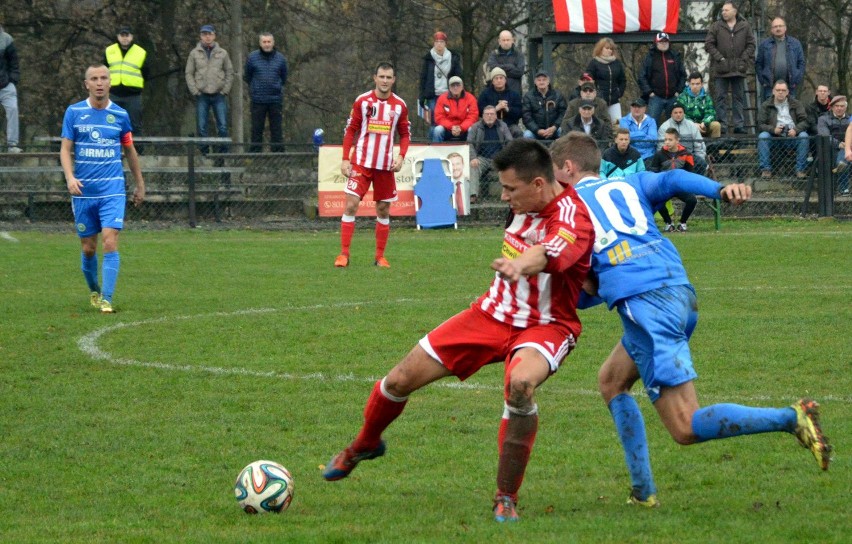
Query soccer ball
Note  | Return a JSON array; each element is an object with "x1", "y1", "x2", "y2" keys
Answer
[{"x1": 234, "y1": 460, "x2": 294, "y2": 514}]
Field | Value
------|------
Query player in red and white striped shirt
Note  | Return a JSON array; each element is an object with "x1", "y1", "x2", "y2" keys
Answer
[
  {"x1": 323, "y1": 139, "x2": 594, "y2": 522},
  {"x1": 335, "y1": 61, "x2": 411, "y2": 269}
]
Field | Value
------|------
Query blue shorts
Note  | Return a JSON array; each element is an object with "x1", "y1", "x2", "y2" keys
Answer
[
  {"x1": 72, "y1": 196, "x2": 126, "y2": 238},
  {"x1": 616, "y1": 284, "x2": 699, "y2": 402}
]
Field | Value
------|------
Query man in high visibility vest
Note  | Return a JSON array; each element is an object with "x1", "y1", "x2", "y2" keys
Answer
[{"x1": 104, "y1": 26, "x2": 148, "y2": 136}]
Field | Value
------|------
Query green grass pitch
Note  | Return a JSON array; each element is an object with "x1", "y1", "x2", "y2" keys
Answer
[{"x1": 0, "y1": 220, "x2": 849, "y2": 543}]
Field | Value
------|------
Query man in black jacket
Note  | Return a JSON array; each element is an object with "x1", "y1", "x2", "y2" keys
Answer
[{"x1": 638, "y1": 32, "x2": 685, "y2": 125}]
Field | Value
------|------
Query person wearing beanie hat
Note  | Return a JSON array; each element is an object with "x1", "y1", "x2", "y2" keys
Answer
[
  {"x1": 486, "y1": 30, "x2": 525, "y2": 95},
  {"x1": 419, "y1": 30, "x2": 462, "y2": 134},
  {"x1": 104, "y1": 25, "x2": 149, "y2": 136},
  {"x1": 478, "y1": 65, "x2": 523, "y2": 137},
  {"x1": 185, "y1": 23, "x2": 234, "y2": 153}
]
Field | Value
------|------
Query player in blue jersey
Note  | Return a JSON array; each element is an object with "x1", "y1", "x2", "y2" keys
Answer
[
  {"x1": 60, "y1": 65, "x2": 145, "y2": 313},
  {"x1": 549, "y1": 132, "x2": 831, "y2": 507}
]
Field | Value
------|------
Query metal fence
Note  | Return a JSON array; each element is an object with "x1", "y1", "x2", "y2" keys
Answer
[{"x1": 0, "y1": 136, "x2": 848, "y2": 229}]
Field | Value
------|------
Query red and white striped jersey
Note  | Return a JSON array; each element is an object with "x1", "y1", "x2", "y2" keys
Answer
[
  {"x1": 477, "y1": 184, "x2": 594, "y2": 332},
  {"x1": 342, "y1": 90, "x2": 411, "y2": 171}
]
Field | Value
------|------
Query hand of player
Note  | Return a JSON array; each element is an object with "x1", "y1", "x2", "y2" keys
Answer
[
  {"x1": 340, "y1": 159, "x2": 352, "y2": 178},
  {"x1": 66, "y1": 177, "x2": 83, "y2": 196},
  {"x1": 491, "y1": 257, "x2": 522, "y2": 282},
  {"x1": 582, "y1": 273, "x2": 599, "y2": 296},
  {"x1": 391, "y1": 155, "x2": 404, "y2": 172},
  {"x1": 721, "y1": 183, "x2": 752, "y2": 205},
  {"x1": 846, "y1": 148, "x2": 852, "y2": 162},
  {"x1": 132, "y1": 184, "x2": 145, "y2": 207}
]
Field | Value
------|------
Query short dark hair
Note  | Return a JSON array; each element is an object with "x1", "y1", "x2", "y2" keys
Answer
[
  {"x1": 773, "y1": 79, "x2": 789, "y2": 89},
  {"x1": 492, "y1": 139, "x2": 554, "y2": 184},
  {"x1": 375, "y1": 61, "x2": 395, "y2": 75},
  {"x1": 550, "y1": 132, "x2": 601, "y2": 174},
  {"x1": 670, "y1": 103, "x2": 685, "y2": 113},
  {"x1": 688, "y1": 71, "x2": 703, "y2": 82},
  {"x1": 614, "y1": 127, "x2": 630, "y2": 137},
  {"x1": 665, "y1": 127, "x2": 681, "y2": 138}
]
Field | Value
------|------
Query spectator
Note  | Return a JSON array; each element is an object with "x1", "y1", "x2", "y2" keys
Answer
[
  {"x1": 486, "y1": 30, "x2": 525, "y2": 96},
  {"x1": 756, "y1": 17, "x2": 805, "y2": 100},
  {"x1": 478, "y1": 67, "x2": 523, "y2": 138},
  {"x1": 561, "y1": 100, "x2": 612, "y2": 146},
  {"x1": 433, "y1": 76, "x2": 478, "y2": 142},
  {"x1": 467, "y1": 105, "x2": 513, "y2": 201},
  {"x1": 806, "y1": 84, "x2": 832, "y2": 135},
  {"x1": 677, "y1": 72, "x2": 722, "y2": 138},
  {"x1": 563, "y1": 81, "x2": 611, "y2": 127},
  {"x1": 585, "y1": 37, "x2": 626, "y2": 123},
  {"x1": 816, "y1": 95, "x2": 850, "y2": 194},
  {"x1": 566, "y1": 71, "x2": 595, "y2": 101},
  {"x1": 845, "y1": 122, "x2": 852, "y2": 192},
  {"x1": 0, "y1": 23, "x2": 20, "y2": 153},
  {"x1": 619, "y1": 98, "x2": 658, "y2": 160},
  {"x1": 185, "y1": 24, "x2": 234, "y2": 153},
  {"x1": 757, "y1": 80, "x2": 810, "y2": 179},
  {"x1": 522, "y1": 70, "x2": 566, "y2": 141},
  {"x1": 705, "y1": 1, "x2": 756, "y2": 135},
  {"x1": 638, "y1": 32, "x2": 686, "y2": 124},
  {"x1": 419, "y1": 31, "x2": 461, "y2": 128},
  {"x1": 104, "y1": 25, "x2": 148, "y2": 137},
  {"x1": 600, "y1": 128, "x2": 646, "y2": 178},
  {"x1": 647, "y1": 128, "x2": 698, "y2": 232},
  {"x1": 658, "y1": 103, "x2": 708, "y2": 175},
  {"x1": 244, "y1": 32, "x2": 288, "y2": 152}
]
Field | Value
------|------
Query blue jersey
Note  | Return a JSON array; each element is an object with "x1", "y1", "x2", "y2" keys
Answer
[
  {"x1": 573, "y1": 170, "x2": 722, "y2": 308},
  {"x1": 61, "y1": 99, "x2": 132, "y2": 198}
]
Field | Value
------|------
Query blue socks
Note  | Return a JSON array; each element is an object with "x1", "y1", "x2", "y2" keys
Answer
[
  {"x1": 101, "y1": 251, "x2": 120, "y2": 303},
  {"x1": 81, "y1": 253, "x2": 100, "y2": 293},
  {"x1": 691, "y1": 404, "x2": 796, "y2": 442},
  {"x1": 609, "y1": 393, "x2": 656, "y2": 500}
]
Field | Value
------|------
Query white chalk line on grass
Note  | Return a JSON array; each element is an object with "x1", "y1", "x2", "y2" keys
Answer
[
  {"x1": 77, "y1": 299, "x2": 851, "y2": 405},
  {"x1": 1, "y1": 231, "x2": 20, "y2": 243}
]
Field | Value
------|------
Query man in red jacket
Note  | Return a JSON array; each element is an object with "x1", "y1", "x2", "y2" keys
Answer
[{"x1": 433, "y1": 76, "x2": 479, "y2": 142}]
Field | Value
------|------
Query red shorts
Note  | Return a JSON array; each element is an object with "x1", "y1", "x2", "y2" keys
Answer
[
  {"x1": 419, "y1": 307, "x2": 576, "y2": 381},
  {"x1": 345, "y1": 163, "x2": 398, "y2": 202}
]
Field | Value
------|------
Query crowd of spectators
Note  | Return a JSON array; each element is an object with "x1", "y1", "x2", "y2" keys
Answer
[{"x1": 3, "y1": 8, "x2": 850, "y2": 196}]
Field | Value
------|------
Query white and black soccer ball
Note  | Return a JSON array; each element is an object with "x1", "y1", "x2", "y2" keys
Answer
[{"x1": 234, "y1": 460, "x2": 294, "y2": 514}]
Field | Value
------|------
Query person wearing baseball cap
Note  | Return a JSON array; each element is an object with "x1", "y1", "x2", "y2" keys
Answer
[
  {"x1": 104, "y1": 25, "x2": 149, "y2": 136},
  {"x1": 419, "y1": 30, "x2": 461, "y2": 134},
  {"x1": 618, "y1": 97, "x2": 657, "y2": 160},
  {"x1": 638, "y1": 31, "x2": 686, "y2": 125},
  {"x1": 477, "y1": 66, "x2": 523, "y2": 137},
  {"x1": 561, "y1": 98, "x2": 612, "y2": 145},
  {"x1": 185, "y1": 23, "x2": 234, "y2": 153},
  {"x1": 432, "y1": 75, "x2": 479, "y2": 142},
  {"x1": 522, "y1": 69, "x2": 567, "y2": 141}
]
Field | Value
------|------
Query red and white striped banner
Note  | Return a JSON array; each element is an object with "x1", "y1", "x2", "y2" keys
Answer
[{"x1": 552, "y1": 0, "x2": 680, "y2": 34}]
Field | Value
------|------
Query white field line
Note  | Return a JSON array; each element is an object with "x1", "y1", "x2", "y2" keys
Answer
[
  {"x1": 77, "y1": 300, "x2": 851, "y2": 405},
  {"x1": 1, "y1": 231, "x2": 20, "y2": 243}
]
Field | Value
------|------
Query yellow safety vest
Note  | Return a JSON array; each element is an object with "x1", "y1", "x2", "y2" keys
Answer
[{"x1": 106, "y1": 43, "x2": 147, "y2": 89}]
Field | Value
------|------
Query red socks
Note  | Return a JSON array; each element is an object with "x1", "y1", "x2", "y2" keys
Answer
[{"x1": 353, "y1": 380, "x2": 407, "y2": 451}]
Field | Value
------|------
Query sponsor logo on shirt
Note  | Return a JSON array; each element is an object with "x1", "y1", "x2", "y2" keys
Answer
[
  {"x1": 80, "y1": 148, "x2": 117, "y2": 158},
  {"x1": 367, "y1": 119, "x2": 392, "y2": 134},
  {"x1": 502, "y1": 234, "x2": 528, "y2": 259}
]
